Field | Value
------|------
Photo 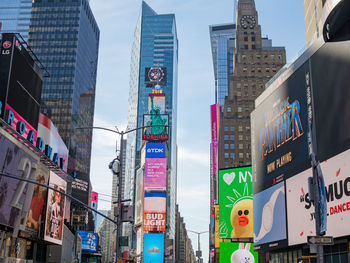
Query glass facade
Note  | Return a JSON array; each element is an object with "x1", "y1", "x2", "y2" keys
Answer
[
  {"x1": 0, "y1": 0, "x2": 32, "y2": 41},
  {"x1": 28, "y1": 0, "x2": 99, "y2": 177},
  {"x1": 125, "y1": 0, "x2": 178, "y2": 243}
]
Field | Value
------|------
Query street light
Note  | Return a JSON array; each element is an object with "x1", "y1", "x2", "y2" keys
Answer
[{"x1": 188, "y1": 230, "x2": 209, "y2": 263}]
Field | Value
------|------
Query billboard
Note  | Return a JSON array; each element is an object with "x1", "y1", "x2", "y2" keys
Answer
[
  {"x1": 0, "y1": 130, "x2": 39, "y2": 228},
  {"x1": 144, "y1": 158, "x2": 167, "y2": 191},
  {"x1": 286, "y1": 148, "x2": 350, "y2": 245},
  {"x1": 145, "y1": 67, "x2": 167, "y2": 86},
  {"x1": 251, "y1": 62, "x2": 310, "y2": 194},
  {"x1": 149, "y1": 94, "x2": 165, "y2": 115},
  {"x1": 146, "y1": 143, "x2": 165, "y2": 158},
  {"x1": 44, "y1": 171, "x2": 67, "y2": 245},
  {"x1": 253, "y1": 181, "x2": 287, "y2": 248},
  {"x1": 211, "y1": 104, "x2": 219, "y2": 204},
  {"x1": 143, "y1": 233, "x2": 164, "y2": 263},
  {"x1": 135, "y1": 168, "x2": 144, "y2": 226},
  {"x1": 219, "y1": 242, "x2": 258, "y2": 263},
  {"x1": 214, "y1": 205, "x2": 222, "y2": 248},
  {"x1": 143, "y1": 114, "x2": 169, "y2": 141},
  {"x1": 77, "y1": 231, "x2": 98, "y2": 253},
  {"x1": 71, "y1": 171, "x2": 90, "y2": 205},
  {"x1": 219, "y1": 166, "x2": 253, "y2": 239},
  {"x1": 144, "y1": 192, "x2": 166, "y2": 213},
  {"x1": 143, "y1": 212, "x2": 166, "y2": 232}
]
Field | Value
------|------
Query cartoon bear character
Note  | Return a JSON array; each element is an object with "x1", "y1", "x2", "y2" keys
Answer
[
  {"x1": 231, "y1": 243, "x2": 254, "y2": 263},
  {"x1": 230, "y1": 198, "x2": 253, "y2": 238}
]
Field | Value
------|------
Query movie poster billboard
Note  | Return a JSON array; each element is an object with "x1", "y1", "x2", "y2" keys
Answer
[
  {"x1": 44, "y1": 171, "x2": 67, "y2": 245},
  {"x1": 144, "y1": 192, "x2": 166, "y2": 213},
  {"x1": 219, "y1": 242, "x2": 258, "y2": 263},
  {"x1": 253, "y1": 181, "x2": 287, "y2": 249},
  {"x1": 251, "y1": 62, "x2": 310, "y2": 194},
  {"x1": 219, "y1": 166, "x2": 253, "y2": 239},
  {"x1": 143, "y1": 233, "x2": 164, "y2": 263},
  {"x1": 286, "y1": 148, "x2": 350, "y2": 245},
  {"x1": 77, "y1": 231, "x2": 98, "y2": 253},
  {"x1": 145, "y1": 67, "x2": 167, "y2": 86},
  {"x1": 144, "y1": 158, "x2": 167, "y2": 191},
  {"x1": 148, "y1": 94, "x2": 165, "y2": 115},
  {"x1": 25, "y1": 163, "x2": 50, "y2": 237},
  {"x1": 143, "y1": 114, "x2": 169, "y2": 141},
  {"x1": 0, "y1": 130, "x2": 39, "y2": 228}
]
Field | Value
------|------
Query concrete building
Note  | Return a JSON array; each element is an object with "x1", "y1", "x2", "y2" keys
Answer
[
  {"x1": 303, "y1": 0, "x2": 327, "y2": 47},
  {"x1": 97, "y1": 210, "x2": 115, "y2": 263}
]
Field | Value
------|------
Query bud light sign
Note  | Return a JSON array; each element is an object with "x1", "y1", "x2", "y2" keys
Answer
[{"x1": 146, "y1": 143, "x2": 165, "y2": 158}]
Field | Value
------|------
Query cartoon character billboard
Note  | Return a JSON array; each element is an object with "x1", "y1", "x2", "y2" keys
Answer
[
  {"x1": 218, "y1": 166, "x2": 253, "y2": 239},
  {"x1": 44, "y1": 171, "x2": 67, "y2": 245},
  {"x1": 219, "y1": 242, "x2": 258, "y2": 263},
  {"x1": 143, "y1": 233, "x2": 164, "y2": 263}
]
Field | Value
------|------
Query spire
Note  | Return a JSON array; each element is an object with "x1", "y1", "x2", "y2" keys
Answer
[{"x1": 141, "y1": 1, "x2": 157, "y2": 17}]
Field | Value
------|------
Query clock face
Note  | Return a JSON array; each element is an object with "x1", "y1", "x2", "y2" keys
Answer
[
  {"x1": 148, "y1": 67, "x2": 165, "y2": 83},
  {"x1": 240, "y1": 15, "x2": 256, "y2": 29}
]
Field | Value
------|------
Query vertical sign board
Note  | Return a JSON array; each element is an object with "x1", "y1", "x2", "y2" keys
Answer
[
  {"x1": 219, "y1": 242, "x2": 258, "y2": 263},
  {"x1": 214, "y1": 205, "x2": 221, "y2": 248},
  {"x1": 143, "y1": 233, "x2": 164, "y2": 263},
  {"x1": 211, "y1": 104, "x2": 219, "y2": 203},
  {"x1": 44, "y1": 171, "x2": 67, "y2": 245},
  {"x1": 218, "y1": 166, "x2": 253, "y2": 239},
  {"x1": 135, "y1": 168, "x2": 144, "y2": 226},
  {"x1": 144, "y1": 158, "x2": 167, "y2": 191},
  {"x1": 143, "y1": 192, "x2": 166, "y2": 232}
]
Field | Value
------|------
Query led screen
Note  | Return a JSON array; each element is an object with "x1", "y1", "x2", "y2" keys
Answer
[
  {"x1": 219, "y1": 242, "x2": 258, "y2": 263},
  {"x1": 143, "y1": 233, "x2": 164, "y2": 263}
]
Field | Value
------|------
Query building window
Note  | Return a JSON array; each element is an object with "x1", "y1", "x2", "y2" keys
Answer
[
  {"x1": 224, "y1": 135, "x2": 228, "y2": 140},
  {"x1": 252, "y1": 36, "x2": 255, "y2": 41},
  {"x1": 252, "y1": 45, "x2": 256, "y2": 49},
  {"x1": 246, "y1": 153, "x2": 251, "y2": 158},
  {"x1": 225, "y1": 153, "x2": 229, "y2": 158},
  {"x1": 266, "y1": 67, "x2": 270, "y2": 72},
  {"x1": 246, "y1": 144, "x2": 251, "y2": 149},
  {"x1": 237, "y1": 83, "x2": 241, "y2": 89},
  {"x1": 239, "y1": 144, "x2": 243, "y2": 149},
  {"x1": 224, "y1": 144, "x2": 229, "y2": 149},
  {"x1": 238, "y1": 126, "x2": 243, "y2": 132},
  {"x1": 244, "y1": 45, "x2": 249, "y2": 50},
  {"x1": 257, "y1": 68, "x2": 261, "y2": 72},
  {"x1": 256, "y1": 54, "x2": 261, "y2": 59},
  {"x1": 239, "y1": 153, "x2": 244, "y2": 158},
  {"x1": 271, "y1": 54, "x2": 275, "y2": 59},
  {"x1": 246, "y1": 126, "x2": 250, "y2": 131},
  {"x1": 230, "y1": 135, "x2": 235, "y2": 140},
  {"x1": 243, "y1": 67, "x2": 247, "y2": 73},
  {"x1": 272, "y1": 68, "x2": 277, "y2": 72},
  {"x1": 237, "y1": 91, "x2": 242, "y2": 96},
  {"x1": 230, "y1": 144, "x2": 235, "y2": 149},
  {"x1": 227, "y1": 107, "x2": 232, "y2": 112},
  {"x1": 239, "y1": 135, "x2": 243, "y2": 140},
  {"x1": 224, "y1": 126, "x2": 228, "y2": 131},
  {"x1": 242, "y1": 55, "x2": 246, "y2": 60},
  {"x1": 244, "y1": 32, "x2": 248, "y2": 35},
  {"x1": 230, "y1": 126, "x2": 235, "y2": 131},
  {"x1": 238, "y1": 107, "x2": 242, "y2": 112},
  {"x1": 278, "y1": 54, "x2": 282, "y2": 60},
  {"x1": 244, "y1": 37, "x2": 248, "y2": 41},
  {"x1": 230, "y1": 153, "x2": 235, "y2": 158}
]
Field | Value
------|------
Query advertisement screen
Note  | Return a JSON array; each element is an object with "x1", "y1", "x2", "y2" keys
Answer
[
  {"x1": 71, "y1": 171, "x2": 90, "y2": 205},
  {"x1": 149, "y1": 94, "x2": 165, "y2": 115},
  {"x1": 143, "y1": 233, "x2": 164, "y2": 263},
  {"x1": 251, "y1": 62, "x2": 310, "y2": 194},
  {"x1": 135, "y1": 168, "x2": 144, "y2": 226},
  {"x1": 214, "y1": 205, "x2": 221, "y2": 248},
  {"x1": 145, "y1": 67, "x2": 167, "y2": 86},
  {"x1": 144, "y1": 192, "x2": 166, "y2": 213},
  {"x1": 211, "y1": 104, "x2": 219, "y2": 203},
  {"x1": 77, "y1": 231, "x2": 98, "y2": 252},
  {"x1": 143, "y1": 114, "x2": 169, "y2": 141},
  {"x1": 0, "y1": 130, "x2": 39, "y2": 228},
  {"x1": 219, "y1": 242, "x2": 258, "y2": 263},
  {"x1": 253, "y1": 181, "x2": 287, "y2": 248},
  {"x1": 143, "y1": 212, "x2": 166, "y2": 232},
  {"x1": 144, "y1": 158, "x2": 167, "y2": 191},
  {"x1": 146, "y1": 143, "x2": 165, "y2": 158},
  {"x1": 286, "y1": 148, "x2": 350, "y2": 245},
  {"x1": 25, "y1": 163, "x2": 50, "y2": 237},
  {"x1": 218, "y1": 166, "x2": 253, "y2": 239},
  {"x1": 44, "y1": 171, "x2": 67, "y2": 245}
]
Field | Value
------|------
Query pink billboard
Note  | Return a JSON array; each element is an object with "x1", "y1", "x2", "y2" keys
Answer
[
  {"x1": 144, "y1": 158, "x2": 167, "y2": 191},
  {"x1": 210, "y1": 104, "x2": 219, "y2": 202}
]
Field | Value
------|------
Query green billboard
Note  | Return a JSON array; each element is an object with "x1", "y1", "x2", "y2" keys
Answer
[
  {"x1": 218, "y1": 166, "x2": 253, "y2": 239},
  {"x1": 219, "y1": 242, "x2": 258, "y2": 263}
]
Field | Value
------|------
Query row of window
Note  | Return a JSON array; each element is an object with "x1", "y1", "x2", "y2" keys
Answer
[
  {"x1": 242, "y1": 66, "x2": 277, "y2": 73},
  {"x1": 242, "y1": 54, "x2": 283, "y2": 60},
  {"x1": 224, "y1": 126, "x2": 249, "y2": 132},
  {"x1": 224, "y1": 152, "x2": 251, "y2": 159}
]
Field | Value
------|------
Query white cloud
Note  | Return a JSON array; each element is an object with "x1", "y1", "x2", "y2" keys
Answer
[{"x1": 178, "y1": 146, "x2": 209, "y2": 166}]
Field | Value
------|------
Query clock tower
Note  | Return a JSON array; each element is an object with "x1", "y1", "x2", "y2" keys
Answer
[{"x1": 218, "y1": 0, "x2": 287, "y2": 169}]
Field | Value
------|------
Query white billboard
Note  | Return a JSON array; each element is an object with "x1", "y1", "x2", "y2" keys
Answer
[{"x1": 286, "y1": 149, "x2": 350, "y2": 246}]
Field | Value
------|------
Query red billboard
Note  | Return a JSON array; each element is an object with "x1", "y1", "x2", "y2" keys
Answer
[{"x1": 143, "y1": 212, "x2": 166, "y2": 232}]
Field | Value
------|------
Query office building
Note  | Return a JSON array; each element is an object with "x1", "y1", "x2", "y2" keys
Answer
[
  {"x1": 303, "y1": 0, "x2": 326, "y2": 47},
  {"x1": 0, "y1": 0, "x2": 32, "y2": 41}
]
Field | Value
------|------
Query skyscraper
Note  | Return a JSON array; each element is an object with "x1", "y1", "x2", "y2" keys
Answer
[
  {"x1": 0, "y1": 0, "x2": 32, "y2": 41},
  {"x1": 303, "y1": 0, "x2": 326, "y2": 47},
  {"x1": 28, "y1": 0, "x2": 99, "y2": 229},
  {"x1": 124, "y1": 0, "x2": 178, "y2": 257}
]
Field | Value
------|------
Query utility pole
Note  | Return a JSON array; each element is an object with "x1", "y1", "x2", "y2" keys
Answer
[{"x1": 188, "y1": 230, "x2": 208, "y2": 263}]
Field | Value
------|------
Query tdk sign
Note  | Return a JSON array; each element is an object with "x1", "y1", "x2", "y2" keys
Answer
[{"x1": 146, "y1": 143, "x2": 165, "y2": 158}]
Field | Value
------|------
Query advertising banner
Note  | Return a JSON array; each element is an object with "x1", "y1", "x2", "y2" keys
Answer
[
  {"x1": 0, "y1": 130, "x2": 39, "y2": 228},
  {"x1": 219, "y1": 242, "x2": 258, "y2": 263},
  {"x1": 219, "y1": 166, "x2": 253, "y2": 239},
  {"x1": 144, "y1": 192, "x2": 166, "y2": 213},
  {"x1": 44, "y1": 171, "x2": 67, "y2": 245},
  {"x1": 143, "y1": 114, "x2": 169, "y2": 141},
  {"x1": 135, "y1": 168, "x2": 144, "y2": 226},
  {"x1": 145, "y1": 67, "x2": 167, "y2": 86},
  {"x1": 144, "y1": 158, "x2": 167, "y2": 191},
  {"x1": 251, "y1": 63, "x2": 310, "y2": 194},
  {"x1": 214, "y1": 205, "x2": 221, "y2": 248},
  {"x1": 149, "y1": 94, "x2": 165, "y2": 115},
  {"x1": 146, "y1": 143, "x2": 165, "y2": 158},
  {"x1": 253, "y1": 181, "x2": 287, "y2": 248},
  {"x1": 77, "y1": 231, "x2": 98, "y2": 253},
  {"x1": 286, "y1": 148, "x2": 350, "y2": 245},
  {"x1": 211, "y1": 104, "x2": 219, "y2": 203},
  {"x1": 25, "y1": 163, "x2": 50, "y2": 237},
  {"x1": 143, "y1": 233, "x2": 164, "y2": 263},
  {"x1": 136, "y1": 228, "x2": 143, "y2": 257},
  {"x1": 143, "y1": 212, "x2": 166, "y2": 232},
  {"x1": 71, "y1": 171, "x2": 90, "y2": 205}
]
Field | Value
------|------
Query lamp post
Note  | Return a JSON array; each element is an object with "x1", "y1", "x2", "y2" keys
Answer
[{"x1": 188, "y1": 230, "x2": 208, "y2": 263}]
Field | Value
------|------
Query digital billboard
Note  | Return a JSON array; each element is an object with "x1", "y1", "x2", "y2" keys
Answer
[
  {"x1": 251, "y1": 62, "x2": 310, "y2": 194},
  {"x1": 211, "y1": 104, "x2": 219, "y2": 203},
  {"x1": 44, "y1": 171, "x2": 67, "y2": 245},
  {"x1": 71, "y1": 171, "x2": 90, "y2": 205},
  {"x1": 214, "y1": 205, "x2": 221, "y2": 248},
  {"x1": 143, "y1": 114, "x2": 169, "y2": 141},
  {"x1": 145, "y1": 67, "x2": 167, "y2": 86},
  {"x1": 77, "y1": 231, "x2": 98, "y2": 253},
  {"x1": 143, "y1": 233, "x2": 164, "y2": 263},
  {"x1": 0, "y1": 129, "x2": 39, "y2": 229},
  {"x1": 144, "y1": 158, "x2": 167, "y2": 191},
  {"x1": 146, "y1": 143, "x2": 165, "y2": 158},
  {"x1": 219, "y1": 242, "x2": 258, "y2": 263},
  {"x1": 219, "y1": 166, "x2": 253, "y2": 239},
  {"x1": 286, "y1": 148, "x2": 350, "y2": 245},
  {"x1": 144, "y1": 192, "x2": 166, "y2": 213},
  {"x1": 143, "y1": 212, "x2": 166, "y2": 232},
  {"x1": 149, "y1": 94, "x2": 165, "y2": 115}
]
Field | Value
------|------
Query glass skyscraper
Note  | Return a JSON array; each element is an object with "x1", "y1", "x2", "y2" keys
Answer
[
  {"x1": 124, "y1": 0, "x2": 178, "y2": 254},
  {"x1": 0, "y1": 0, "x2": 32, "y2": 41}
]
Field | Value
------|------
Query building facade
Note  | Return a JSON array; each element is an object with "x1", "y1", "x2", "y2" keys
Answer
[
  {"x1": 0, "y1": 0, "x2": 32, "y2": 41},
  {"x1": 124, "y1": 0, "x2": 178, "y2": 255},
  {"x1": 218, "y1": 0, "x2": 286, "y2": 169},
  {"x1": 303, "y1": 0, "x2": 326, "y2": 47}
]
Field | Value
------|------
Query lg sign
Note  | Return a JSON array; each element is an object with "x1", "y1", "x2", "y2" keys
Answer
[
  {"x1": 146, "y1": 143, "x2": 165, "y2": 158},
  {"x1": 2, "y1": 41, "x2": 12, "y2": 55}
]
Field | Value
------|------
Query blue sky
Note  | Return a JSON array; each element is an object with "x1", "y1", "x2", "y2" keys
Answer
[{"x1": 88, "y1": 0, "x2": 306, "y2": 261}]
